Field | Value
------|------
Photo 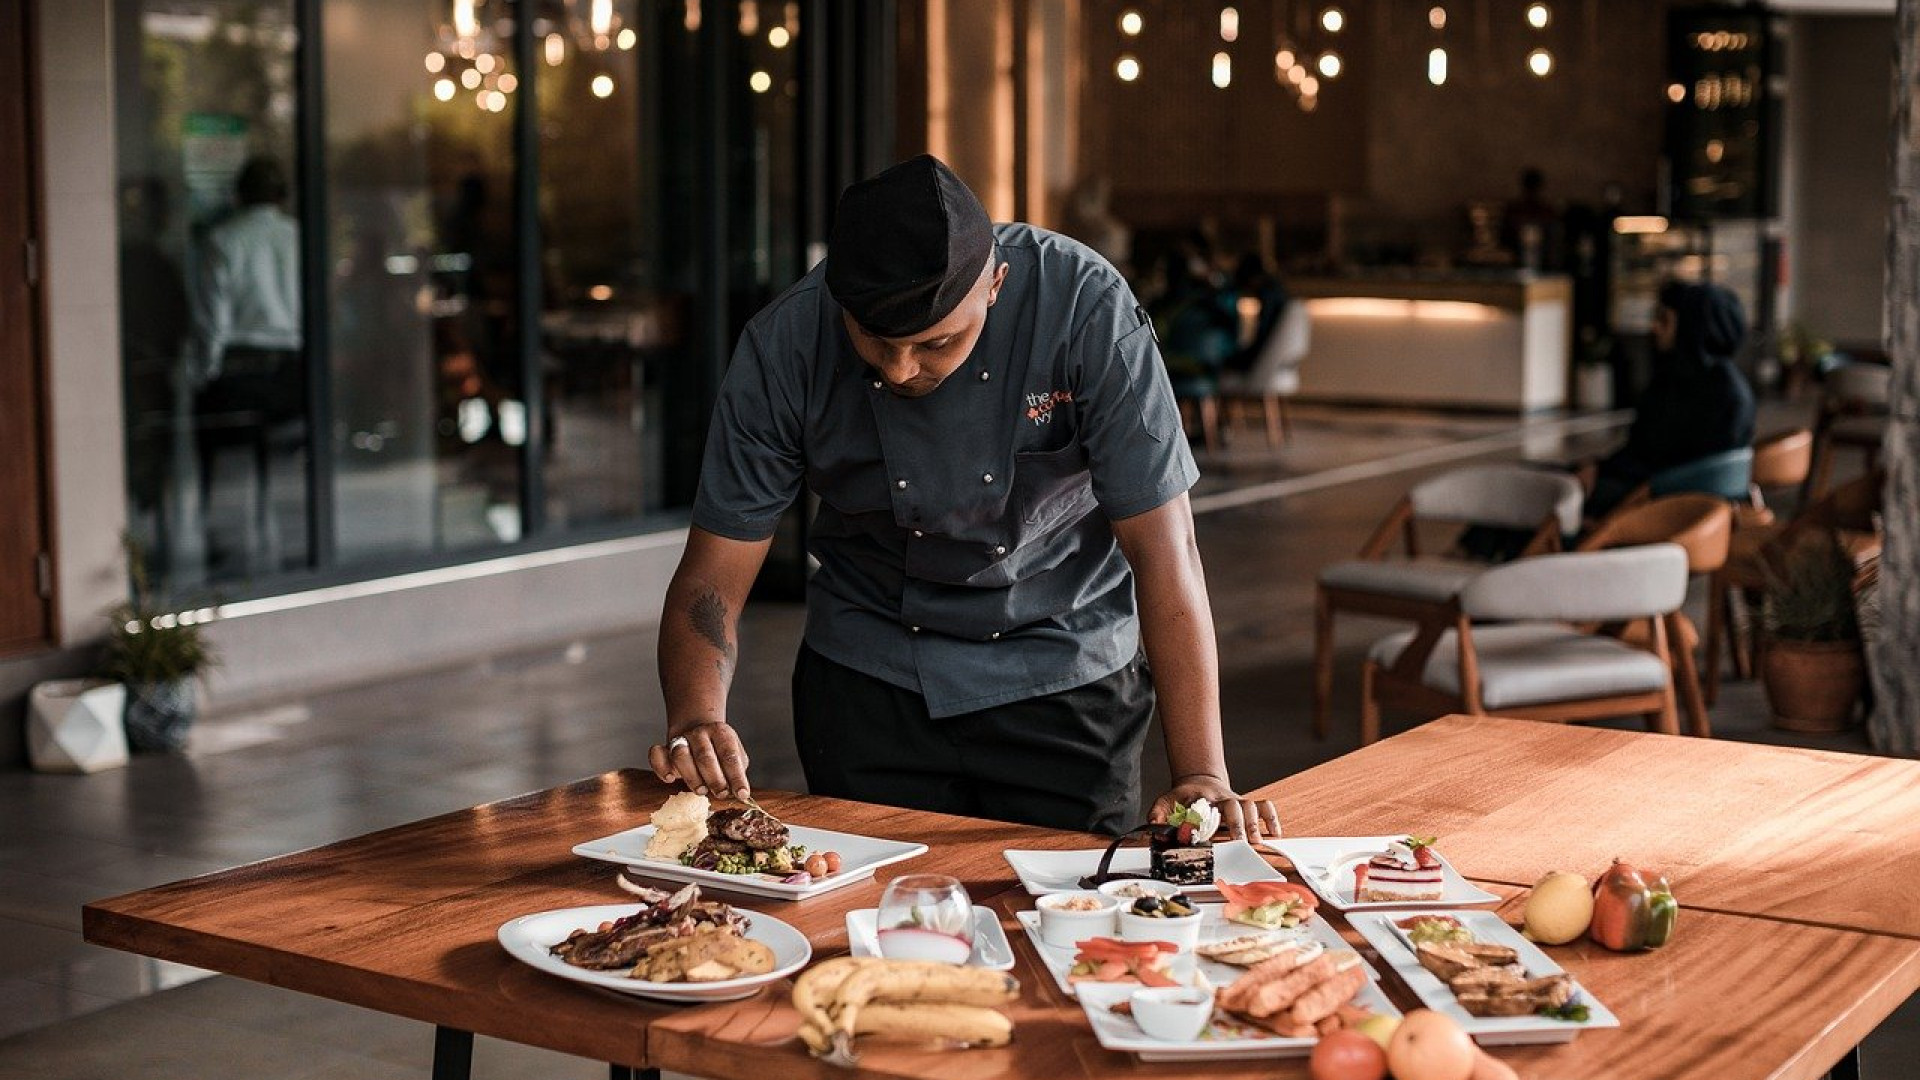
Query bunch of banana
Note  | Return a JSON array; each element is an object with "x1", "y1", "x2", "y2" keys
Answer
[{"x1": 791, "y1": 957, "x2": 1019, "y2": 1067}]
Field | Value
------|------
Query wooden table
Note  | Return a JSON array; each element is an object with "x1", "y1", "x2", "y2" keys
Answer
[{"x1": 85, "y1": 716, "x2": 1920, "y2": 1080}]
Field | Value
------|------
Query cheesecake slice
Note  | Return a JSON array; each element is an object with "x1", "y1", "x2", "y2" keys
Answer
[{"x1": 1352, "y1": 838, "x2": 1445, "y2": 903}]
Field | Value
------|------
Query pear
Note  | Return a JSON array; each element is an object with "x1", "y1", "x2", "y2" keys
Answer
[{"x1": 1522, "y1": 870, "x2": 1595, "y2": 945}]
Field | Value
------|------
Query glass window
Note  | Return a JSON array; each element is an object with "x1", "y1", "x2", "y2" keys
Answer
[
  {"x1": 324, "y1": 0, "x2": 524, "y2": 561},
  {"x1": 114, "y1": 0, "x2": 308, "y2": 595},
  {"x1": 536, "y1": 0, "x2": 702, "y2": 528}
]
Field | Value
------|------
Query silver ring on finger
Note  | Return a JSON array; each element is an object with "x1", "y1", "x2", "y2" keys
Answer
[{"x1": 667, "y1": 735, "x2": 690, "y2": 753}]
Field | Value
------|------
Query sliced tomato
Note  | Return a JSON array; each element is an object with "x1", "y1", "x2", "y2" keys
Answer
[
  {"x1": 1215, "y1": 879, "x2": 1319, "y2": 910},
  {"x1": 1076, "y1": 937, "x2": 1176, "y2": 959}
]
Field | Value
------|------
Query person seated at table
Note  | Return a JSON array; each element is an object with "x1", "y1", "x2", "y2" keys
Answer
[
  {"x1": 1585, "y1": 280, "x2": 1755, "y2": 519},
  {"x1": 1225, "y1": 252, "x2": 1289, "y2": 376},
  {"x1": 643, "y1": 155, "x2": 1280, "y2": 841},
  {"x1": 1149, "y1": 251, "x2": 1239, "y2": 386}
]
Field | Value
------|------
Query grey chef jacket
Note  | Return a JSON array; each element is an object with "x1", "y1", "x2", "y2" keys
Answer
[{"x1": 692, "y1": 223, "x2": 1199, "y2": 718}]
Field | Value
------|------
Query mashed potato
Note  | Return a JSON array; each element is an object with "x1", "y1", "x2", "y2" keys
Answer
[{"x1": 645, "y1": 791, "x2": 710, "y2": 860}]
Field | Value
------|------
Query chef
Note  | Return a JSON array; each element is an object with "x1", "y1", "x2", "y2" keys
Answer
[{"x1": 647, "y1": 155, "x2": 1278, "y2": 840}]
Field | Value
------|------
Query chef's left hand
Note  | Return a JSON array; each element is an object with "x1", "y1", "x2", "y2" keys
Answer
[{"x1": 1150, "y1": 775, "x2": 1282, "y2": 843}]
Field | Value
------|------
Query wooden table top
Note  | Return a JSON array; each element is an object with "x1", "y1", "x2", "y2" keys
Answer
[
  {"x1": 648, "y1": 885, "x2": 1920, "y2": 1080},
  {"x1": 82, "y1": 717, "x2": 1920, "y2": 1078},
  {"x1": 81, "y1": 769, "x2": 1090, "y2": 1069},
  {"x1": 1255, "y1": 714, "x2": 1920, "y2": 940}
]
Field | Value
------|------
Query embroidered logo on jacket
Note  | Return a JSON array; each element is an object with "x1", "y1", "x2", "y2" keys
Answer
[{"x1": 1025, "y1": 390, "x2": 1073, "y2": 425}]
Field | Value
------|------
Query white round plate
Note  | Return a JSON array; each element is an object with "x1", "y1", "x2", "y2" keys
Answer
[{"x1": 497, "y1": 903, "x2": 812, "y2": 1003}]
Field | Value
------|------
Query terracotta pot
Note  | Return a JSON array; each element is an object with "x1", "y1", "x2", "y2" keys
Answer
[{"x1": 1760, "y1": 638, "x2": 1864, "y2": 733}]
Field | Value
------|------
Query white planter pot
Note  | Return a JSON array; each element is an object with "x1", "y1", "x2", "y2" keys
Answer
[{"x1": 27, "y1": 679, "x2": 129, "y2": 774}]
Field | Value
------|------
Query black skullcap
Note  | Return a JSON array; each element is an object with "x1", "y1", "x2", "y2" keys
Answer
[{"x1": 826, "y1": 155, "x2": 994, "y2": 338}]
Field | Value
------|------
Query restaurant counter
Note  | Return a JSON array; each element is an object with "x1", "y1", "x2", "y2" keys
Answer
[{"x1": 1291, "y1": 272, "x2": 1572, "y2": 412}]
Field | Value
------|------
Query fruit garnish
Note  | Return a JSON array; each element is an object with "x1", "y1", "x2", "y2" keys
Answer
[{"x1": 1538, "y1": 996, "x2": 1592, "y2": 1023}]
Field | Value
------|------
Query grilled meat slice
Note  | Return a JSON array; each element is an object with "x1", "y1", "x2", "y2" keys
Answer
[
  {"x1": 1453, "y1": 972, "x2": 1575, "y2": 1017},
  {"x1": 550, "y1": 914, "x2": 678, "y2": 969},
  {"x1": 708, "y1": 807, "x2": 789, "y2": 851}
]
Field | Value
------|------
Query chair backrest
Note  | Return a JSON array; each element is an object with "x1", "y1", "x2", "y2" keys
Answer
[
  {"x1": 1578, "y1": 494, "x2": 1731, "y2": 573},
  {"x1": 1243, "y1": 300, "x2": 1311, "y2": 390},
  {"x1": 1750, "y1": 428, "x2": 1813, "y2": 490},
  {"x1": 1825, "y1": 362, "x2": 1892, "y2": 409},
  {"x1": 1408, "y1": 465, "x2": 1585, "y2": 536},
  {"x1": 1460, "y1": 544, "x2": 1690, "y2": 623},
  {"x1": 1648, "y1": 446, "x2": 1753, "y2": 501}
]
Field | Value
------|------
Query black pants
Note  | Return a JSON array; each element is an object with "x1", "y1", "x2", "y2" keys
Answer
[{"x1": 792, "y1": 644, "x2": 1153, "y2": 836}]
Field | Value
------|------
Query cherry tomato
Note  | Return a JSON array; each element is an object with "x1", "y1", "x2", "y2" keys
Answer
[{"x1": 823, "y1": 851, "x2": 843, "y2": 873}]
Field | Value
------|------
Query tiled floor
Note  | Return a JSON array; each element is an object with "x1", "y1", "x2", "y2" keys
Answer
[{"x1": 1, "y1": 401, "x2": 1909, "y2": 1079}]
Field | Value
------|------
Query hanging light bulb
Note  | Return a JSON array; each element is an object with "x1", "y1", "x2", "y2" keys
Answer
[
  {"x1": 590, "y1": 0, "x2": 615, "y2": 36},
  {"x1": 1320, "y1": 7, "x2": 1344, "y2": 33},
  {"x1": 545, "y1": 32, "x2": 566, "y2": 65},
  {"x1": 1212, "y1": 51, "x2": 1232, "y2": 88},
  {"x1": 738, "y1": 1, "x2": 758, "y2": 35},
  {"x1": 1300, "y1": 75, "x2": 1320, "y2": 96},
  {"x1": 1317, "y1": 51, "x2": 1343, "y2": 78},
  {"x1": 1526, "y1": 3, "x2": 1551, "y2": 29},
  {"x1": 453, "y1": 0, "x2": 479, "y2": 40},
  {"x1": 497, "y1": 72, "x2": 518, "y2": 92},
  {"x1": 591, "y1": 73, "x2": 615, "y2": 97},
  {"x1": 1116, "y1": 54, "x2": 1141, "y2": 82},
  {"x1": 684, "y1": 0, "x2": 701, "y2": 32},
  {"x1": 1300, "y1": 94, "x2": 1319, "y2": 113},
  {"x1": 1429, "y1": 6, "x2": 1447, "y2": 30},
  {"x1": 1287, "y1": 64, "x2": 1306, "y2": 85},
  {"x1": 1276, "y1": 48, "x2": 1296, "y2": 69},
  {"x1": 1667, "y1": 82, "x2": 1687, "y2": 103},
  {"x1": 475, "y1": 52, "x2": 496, "y2": 74},
  {"x1": 749, "y1": 69, "x2": 772, "y2": 93},
  {"x1": 1220, "y1": 7, "x2": 1239, "y2": 43},
  {"x1": 425, "y1": 52, "x2": 446, "y2": 73},
  {"x1": 768, "y1": 25, "x2": 790, "y2": 48},
  {"x1": 1119, "y1": 10, "x2": 1143, "y2": 36},
  {"x1": 1528, "y1": 48, "x2": 1553, "y2": 76},
  {"x1": 784, "y1": 2, "x2": 799, "y2": 36},
  {"x1": 1428, "y1": 47, "x2": 1448, "y2": 85},
  {"x1": 460, "y1": 67, "x2": 482, "y2": 90},
  {"x1": 617, "y1": 27, "x2": 637, "y2": 49},
  {"x1": 433, "y1": 78, "x2": 457, "y2": 101}
]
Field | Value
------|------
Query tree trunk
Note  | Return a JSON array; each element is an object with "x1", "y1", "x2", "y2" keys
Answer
[{"x1": 1871, "y1": 0, "x2": 1920, "y2": 755}]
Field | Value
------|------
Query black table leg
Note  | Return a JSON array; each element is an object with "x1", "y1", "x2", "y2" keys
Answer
[
  {"x1": 432, "y1": 1026, "x2": 474, "y2": 1080},
  {"x1": 608, "y1": 1067, "x2": 658, "y2": 1080},
  {"x1": 1829, "y1": 1045, "x2": 1861, "y2": 1080}
]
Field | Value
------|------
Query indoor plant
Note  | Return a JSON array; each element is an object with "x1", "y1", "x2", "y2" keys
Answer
[
  {"x1": 1760, "y1": 530, "x2": 1864, "y2": 732},
  {"x1": 102, "y1": 538, "x2": 216, "y2": 752}
]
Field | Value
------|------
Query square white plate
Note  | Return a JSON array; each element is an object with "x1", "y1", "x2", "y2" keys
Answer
[
  {"x1": 1347, "y1": 909, "x2": 1620, "y2": 1045},
  {"x1": 1002, "y1": 840, "x2": 1283, "y2": 899},
  {"x1": 1014, "y1": 901, "x2": 1373, "y2": 999},
  {"x1": 497, "y1": 903, "x2": 812, "y2": 1004},
  {"x1": 846, "y1": 906, "x2": 1016, "y2": 970},
  {"x1": 573, "y1": 823, "x2": 927, "y2": 901},
  {"x1": 1069, "y1": 948, "x2": 1400, "y2": 1062},
  {"x1": 1262, "y1": 836, "x2": 1501, "y2": 911}
]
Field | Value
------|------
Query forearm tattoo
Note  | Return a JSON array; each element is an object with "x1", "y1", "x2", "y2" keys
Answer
[{"x1": 688, "y1": 586, "x2": 735, "y2": 678}]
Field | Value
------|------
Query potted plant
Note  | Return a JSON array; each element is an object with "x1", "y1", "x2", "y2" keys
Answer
[
  {"x1": 101, "y1": 538, "x2": 216, "y2": 752},
  {"x1": 1760, "y1": 530, "x2": 1864, "y2": 732}
]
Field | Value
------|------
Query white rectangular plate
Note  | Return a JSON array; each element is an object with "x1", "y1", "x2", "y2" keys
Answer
[
  {"x1": 1347, "y1": 909, "x2": 1620, "y2": 1045},
  {"x1": 1014, "y1": 901, "x2": 1374, "y2": 999},
  {"x1": 1262, "y1": 836, "x2": 1502, "y2": 911},
  {"x1": 1068, "y1": 936, "x2": 1400, "y2": 1062},
  {"x1": 1003, "y1": 840, "x2": 1282, "y2": 899},
  {"x1": 574, "y1": 823, "x2": 927, "y2": 901},
  {"x1": 846, "y1": 906, "x2": 1016, "y2": 970}
]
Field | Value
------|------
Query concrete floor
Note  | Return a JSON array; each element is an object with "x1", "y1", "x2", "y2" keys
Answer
[{"x1": 0, "y1": 401, "x2": 1908, "y2": 1079}]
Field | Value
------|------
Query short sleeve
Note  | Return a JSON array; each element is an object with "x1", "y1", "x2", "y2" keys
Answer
[
  {"x1": 1073, "y1": 285, "x2": 1200, "y2": 520},
  {"x1": 690, "y1": 327, "x2": 807, "y2": 540}
]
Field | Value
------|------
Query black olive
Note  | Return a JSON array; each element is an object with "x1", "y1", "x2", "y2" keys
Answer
[{"x1": 1135, "y1": 896, "x2": 1162, "y2": 914}]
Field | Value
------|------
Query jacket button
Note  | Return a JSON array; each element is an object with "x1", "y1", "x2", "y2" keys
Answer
[
  {"x1": 982, "y1": 473, "x2": 993, "y2": 483},
  {"x1": 979, "y1": 370, "x2": 991, "y2": 381},
  {"x1": 912, "y1": 529, "x2": 924, "y2": 538},
  {"x1": 896, "y1": 479, "x2": 909, "y2": 489},
  {"x1": 871, "y1": 380, "x2": 883, "y2": 389},
  {"x1": 910, "y1": 626, "x2": 921, "y2": 634},
  {"x1": 993, "y1": 545, "x2": 1007, "y2": 556},
  {"x1": 989, "y1": 631, "x2": 1001, "y2": 640}
]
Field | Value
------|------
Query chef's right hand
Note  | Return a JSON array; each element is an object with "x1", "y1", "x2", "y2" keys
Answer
[{"x1": 648, "y1": 720, "x2": 753, "y2": 801}]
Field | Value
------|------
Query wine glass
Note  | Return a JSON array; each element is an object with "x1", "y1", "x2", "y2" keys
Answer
[{"x1": 875, "y1": 874, "x2": 974, "y2": 964}]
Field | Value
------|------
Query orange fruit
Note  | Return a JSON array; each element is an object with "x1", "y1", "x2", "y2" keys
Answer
[
  {"x1": 1387, "y1": 1009, "x2": 1478, "y2": 1080},
  {"x1": 1308, "y1": 1030, "x2": 1388, "y2": 1080}
]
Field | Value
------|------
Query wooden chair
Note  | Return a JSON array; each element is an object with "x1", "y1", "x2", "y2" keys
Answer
[
  {"x1": 1218, "y1": 301, "x2": 1308, "y2": 449},
  {"x1": 1737, "y1": 428, "x2": 1814, "y2": 528},
  {"x1": 1313, "y1": 465, "x2": 1586, "y2": 738},
  {"x1": 1359, "y1": 545, "x2": 1690, "y2": 745},
  {"x1": 1806, "y1": 362, "x2": 1889, "y2": 501},
  {"x1": 1706, "y1": 468, "x2": 1885, "y2": 703},
  {"x1": 1577, "y1": 495, "x2": 1732, "y2": 737}
]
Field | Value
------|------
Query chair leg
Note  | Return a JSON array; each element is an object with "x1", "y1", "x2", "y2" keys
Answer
[
  {"x1": 1262, "y1": 394, "x2": 1282, "y2": 450},
  {"x1": 1704, "y1": 573, "x2": 1727, "y2": 707},
  {"x1": 1732, "y1": 588, "x2": 1758, "y2": 680},
  {"x1": 1312, "y1": 592, "x2": 1335, "y2": 740},
  {"x1": 1806, "y1": 436, "x2": 1835, "y2": 502},
  {"x1": 1669, "y1": 613, "x2": 1711, "y2": 738},
  {"x1": 1278, "y1": 395, "x2": 1293, "y2": 444},
  {"x1": 1199, "y1": 397, "x2": 1221, "y2": 453},
  {"x1": 1359, "y1": 660, "x2": 1382, "y2": 746}
]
